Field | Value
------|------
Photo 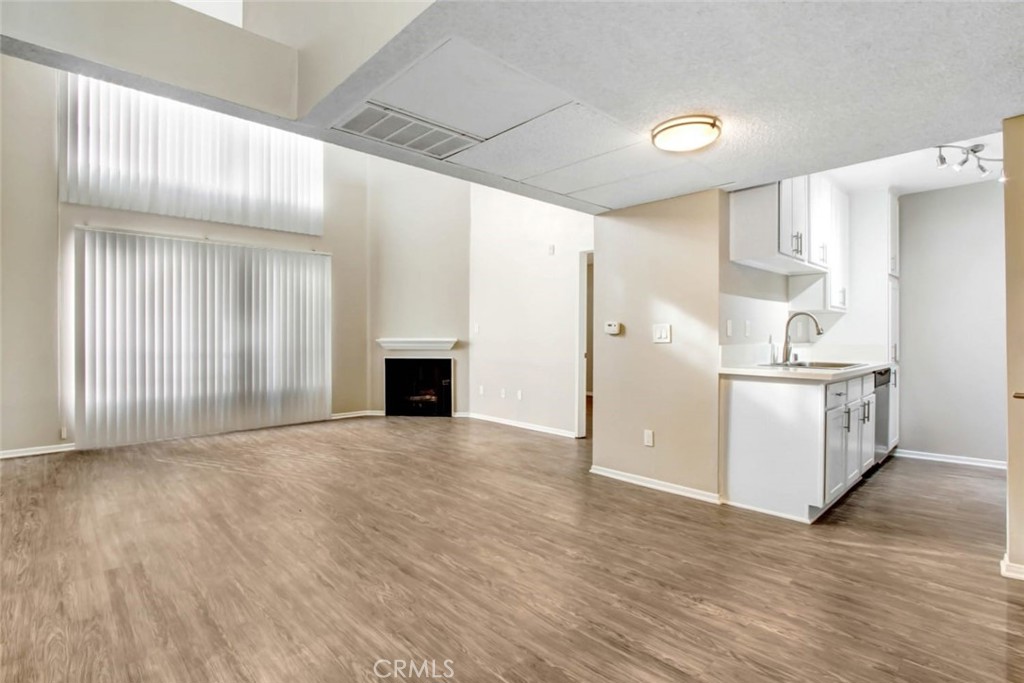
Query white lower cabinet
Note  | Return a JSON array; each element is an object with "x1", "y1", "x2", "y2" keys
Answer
[
  {"x1": 723, "y1": 369, "x2": 884, "y2": 523},
  {"x1": 824, "y1": 405, "x2": 848, "y2": 505},
  {"x1": 823, "y1": 384, "x2": 876, "y2": 506}
]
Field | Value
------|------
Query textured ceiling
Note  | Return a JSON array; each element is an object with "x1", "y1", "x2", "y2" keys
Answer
[
  {"x1": 314, "y1": 1, "x2": 1024, "y2": 213},
  {"x1": 823, "y1": 132, "x2": 1004, "y2": 197},
  {"x1": 6, "y1": 1, "x2": 1023, "y2": 215}
]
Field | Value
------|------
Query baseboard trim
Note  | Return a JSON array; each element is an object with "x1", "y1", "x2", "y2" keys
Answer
[
  {"x1": 0, "y1": 443, "x2": 76, "y2": 460},
  {"x1": 1001, "y1": 555, "x2": 1024, "y2": 581},
  {"x1": 894, "y1": 449, "x2": 1006, "y2": 470},
  {"x1": 456, "y1": 413, "x2": 576, "y2": 438},
  {"x1": 589, "y1": 466, "x2": 721, "y2": 504},
  {"x1": 720, "y1": 499, "x2": 813, "y2": 524},
  {"x1": 330, "y1": 411, "x2": 385, "y2": 420}
]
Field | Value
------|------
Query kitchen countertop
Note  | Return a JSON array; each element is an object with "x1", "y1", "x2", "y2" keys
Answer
[{"x1": 719, "y1": 361, "x2": 892, "y2": 383}]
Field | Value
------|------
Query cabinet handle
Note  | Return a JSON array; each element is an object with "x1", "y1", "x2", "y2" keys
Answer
[
  {"x1": 1014, "y1": 393, "x2": 1024, "y2": 399},
  {"x1": 792, "y1": 232, "x2": 799, "y2": 255},
  {"x1": 822, "y1": 244, "x2": 828, "y2": 264},
  {"x1": 864, "y1": 401, "x2": 870, "y2": 421},
  {"x1": 844, "y1": 408, "x2": 851, "y2": 432},
  {"x1": 893, "y1": 368, "x2": 898, "y2": 388}
]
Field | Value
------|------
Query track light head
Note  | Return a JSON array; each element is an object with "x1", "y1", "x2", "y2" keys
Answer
[
  {"x1": 953, "y1": 152, "x2": 970, "y2": 172},
  {"x1": 1000, "y1": 168, "x2": 1007, "y2": 183},
  {"x1": 978, "y1": 159, "x2": 990, "y2": 177},
  {"x1": 936, "y1": 149, "x2": 948, "y2": 168}
]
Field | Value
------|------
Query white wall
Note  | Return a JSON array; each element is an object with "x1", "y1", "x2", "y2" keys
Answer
[
  {"x1": 593, "y1": 190, "x2": 722, "y2": 494},
  {"x1": 467, "y1": 186, "x2": 594, "y2": 434},
  {"x1": 900, "y1": 182, "x2": 1007, "y2": 462},
  {"x1": 1, "y1": 0, "x2": 298, "y2": 118},
  {"x1": 367, "y1": 157, "x2": 471, "y2": 413}
]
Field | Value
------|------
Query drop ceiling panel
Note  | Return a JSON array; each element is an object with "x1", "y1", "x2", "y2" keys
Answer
[
  {"x1": 570, "y1": 159, "x2": 721, "y2": 210},
  {"x1": 371, "y1": 38, "x2": 573, "y2": 139},
  {"x1": 449, "y1": 103, "x2": 642, "y2": 181},
  {"x1": 524, "y1": 142, "x2": 688, "y2": 195}
]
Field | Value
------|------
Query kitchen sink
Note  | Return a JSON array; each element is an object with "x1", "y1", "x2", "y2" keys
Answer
[{"x1": 759, "y1": 361, "x2": 865, "y2": 369}]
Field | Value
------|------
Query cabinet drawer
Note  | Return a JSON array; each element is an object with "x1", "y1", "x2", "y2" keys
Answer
[
  {"x1": 861, "y1": 375, "x2": 875, "y2": 396},
  {"x1": 847, "y1": 377, "x2": 865, "y2": 401},
  {"x1": 826, "y1": 381, "x2": 850, "y2": 409}
]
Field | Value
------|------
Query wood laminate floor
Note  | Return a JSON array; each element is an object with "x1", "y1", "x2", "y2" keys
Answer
[{"x1": 2, "y1": 416, "x2": 1022, "y2": 682}]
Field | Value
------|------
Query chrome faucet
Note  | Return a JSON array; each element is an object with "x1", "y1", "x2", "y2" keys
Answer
[{"x1": 781, "y1": 312, "x2": 824, "y2": 364}]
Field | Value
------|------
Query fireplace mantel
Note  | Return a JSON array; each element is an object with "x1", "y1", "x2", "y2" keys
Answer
[{"x1": 376, "y1": 338, "x2": 458, "y2": 351}]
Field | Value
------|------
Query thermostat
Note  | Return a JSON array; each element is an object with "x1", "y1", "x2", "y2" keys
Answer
[{"x1": 604, "y1": 321, "x2": 623, "y2": 335}]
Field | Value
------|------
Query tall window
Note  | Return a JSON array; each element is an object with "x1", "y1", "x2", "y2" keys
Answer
[
  {"x1": 75, "y1": 230, "x2": 332, "y2": 448},
  {"x1": 61, "y1": 74, "x2": 324, "y2": 236}
]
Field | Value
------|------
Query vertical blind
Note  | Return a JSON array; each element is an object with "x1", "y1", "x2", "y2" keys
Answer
[
  {"x1": 61, "y1": 74, "x2": 324, "y2": 236},
  {"x1": 76, "y1": 230, "x2": 331, "y2": 448}
]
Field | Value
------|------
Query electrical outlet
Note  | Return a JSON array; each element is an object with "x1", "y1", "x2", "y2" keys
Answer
[
  {"x1": 516, "y1": 390, "x2": 523, "y2": 400},
  {"x1": 643, "y1": 429, "x2": 654, "y2": 447},
  {"x1": 479, "y1": 385, "x2": 485, "y2": 396},
  {"x1": 500, "y1": 388, "x2": 506, "y2": 399},
  {"x1": 548, "y1": 244, "x2": 556, "y2": 256},
  {"x1": 60, "y1": 425, "x2": 68, "y2": 440},
  {"x1": 726, "y1": 320, "x2": 733, "y2": 337},
  {"x1": 745, "y1": 320, "x2": 751, "y2": 337}
]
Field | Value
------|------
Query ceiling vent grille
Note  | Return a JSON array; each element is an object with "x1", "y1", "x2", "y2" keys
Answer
[{"x1": 333, "y1": 103, "x2": 481, "y2": 159}]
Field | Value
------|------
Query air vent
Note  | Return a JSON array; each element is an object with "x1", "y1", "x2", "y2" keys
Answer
[{"x1": 333, "y1": 103, "x2": 480, "y2": 159}]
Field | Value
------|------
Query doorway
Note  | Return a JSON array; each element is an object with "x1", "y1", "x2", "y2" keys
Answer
[{"x1": 576, "y1": 251, "x2": 594, "y2": 438}]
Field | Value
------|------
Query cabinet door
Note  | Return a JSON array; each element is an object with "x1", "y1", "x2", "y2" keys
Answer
[
  {"x1": 888, "y1": 193, "x2": 900, "y2": 277},
  {"x1": 888, "y1": 276, "x2": 900, "y2": 363},
  {"x1": 808, "y1": 175, "x2": 831, "y2": 267},
  {"x1": 824, "y1": 406, "x2": 848, "y2": 504},
  {"x1": 827, "y1": 186, "x2": 850, "y2": 311},
  {"x1": 846, "y1": 403, "x2": 862, "y2": 485},
  {"x1": 889, "y1": 365, "x2": 901, "y2": 451},
  {"x1": 778, "y1": 177, "x2": 809, "y2": 261},
  {"x1": 860, "y1": 395, "x2": 877, "y2": 473}
]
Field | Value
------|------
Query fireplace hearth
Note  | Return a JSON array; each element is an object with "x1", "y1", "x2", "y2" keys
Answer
[{"x1": 384, "y1": 358, "x2": 453, "y2": 417}]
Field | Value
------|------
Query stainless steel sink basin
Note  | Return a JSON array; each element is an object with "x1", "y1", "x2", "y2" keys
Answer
[{"x1": 759, "y1": 361, "x2": 865, "y2": 369}]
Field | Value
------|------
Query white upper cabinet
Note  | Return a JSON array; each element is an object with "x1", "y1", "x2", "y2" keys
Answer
[
  {"x1": 787, "y1": 177, "x2": 849, "y2": 314},
  {"x1": 888, "y1": 193, "x2": 900, "y2": 277},
  {"x1": 827, "y1": 183, "x2": 850, "y2": 311},
  {"x1": 730, "y1": 178, "x2": 826, "y2": 275},
  {"x1": 807, "y1": 175, "x2": 831, "y2": 268}
]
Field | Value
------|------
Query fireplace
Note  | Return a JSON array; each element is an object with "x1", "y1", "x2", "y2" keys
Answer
[{"x1": 384, "y1": 358, "x2": 453, "y2": 417}]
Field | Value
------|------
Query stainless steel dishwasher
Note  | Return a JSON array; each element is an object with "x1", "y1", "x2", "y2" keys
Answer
[{"x1": 874, "y1": 368, "x2": 892, "y2": 464}]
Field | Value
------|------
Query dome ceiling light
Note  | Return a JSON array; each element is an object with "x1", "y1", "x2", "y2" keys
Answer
[{"x1": 651, "y1": 115, "x2": 722, "y2": 152}]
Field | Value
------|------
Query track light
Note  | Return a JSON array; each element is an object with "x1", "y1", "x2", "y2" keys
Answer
[{"x1": 935, "y1": 142, "x2": 1002, "y2": 181}]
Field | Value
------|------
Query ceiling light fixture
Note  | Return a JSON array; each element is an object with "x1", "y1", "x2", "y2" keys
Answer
[
  {"x1": 651, "y1": 115, "x2": 722, "y2": 152},
  {"x1": 936, "y1": 143, "x2": 1002, "y2": 181}
]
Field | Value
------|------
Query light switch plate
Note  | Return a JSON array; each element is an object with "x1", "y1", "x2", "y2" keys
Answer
[{"x1": 652, "y1": 323, "x2": 671, "y2": 344}]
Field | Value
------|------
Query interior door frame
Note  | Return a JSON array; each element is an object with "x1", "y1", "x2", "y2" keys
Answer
[{"x1": 575, "y1": 250, "x2": 593, "y2": 438}]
